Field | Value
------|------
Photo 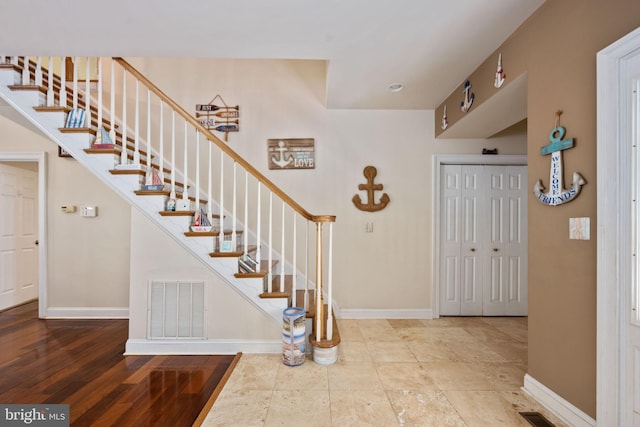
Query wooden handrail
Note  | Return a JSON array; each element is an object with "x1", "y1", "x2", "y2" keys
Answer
[{"x1": 114, "y1": 57, "x2": 334, "y2": 224}]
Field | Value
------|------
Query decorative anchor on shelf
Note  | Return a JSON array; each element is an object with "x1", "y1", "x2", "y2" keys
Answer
[
  {"x1": 533, "y1": 110, "x2": 586, "y2": 206},
  {"x1": 352, "y1": 166, "x2": 390, "y2": 212},
  {"x1": 460, "y1": 80, "x2": 474, "y2": 113}
]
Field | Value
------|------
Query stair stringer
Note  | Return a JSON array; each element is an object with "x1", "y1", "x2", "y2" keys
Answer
[{"x1": 0, "y1": 72, "x2": 291, "y2": 326}]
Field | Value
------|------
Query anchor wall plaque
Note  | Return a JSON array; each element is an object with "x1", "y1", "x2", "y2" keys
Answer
[
  {"x1": 267, "y1": 138, "x2": 315, "y2": 170},
  {"x1": 352, "y1": 166, "x2": 390, "y2": 212},
  {"x1": 533, "y1": 111, "x2": 585, "y2": 206},
  {"x1": 460, "y1": 80, "x2": 474, "y2": 113}
]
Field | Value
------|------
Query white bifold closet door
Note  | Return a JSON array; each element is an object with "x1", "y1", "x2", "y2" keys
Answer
[{"x1": 440, "y1": 164, "x2": 527, "y2": 316}]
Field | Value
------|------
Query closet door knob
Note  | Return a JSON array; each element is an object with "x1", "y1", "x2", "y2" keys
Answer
[
  {"x1": 470, "y1": 248, "x2": 476, "y2": 252},
  {"x1": 493, "y1": 248, "x2": 499, "y2": 252}
]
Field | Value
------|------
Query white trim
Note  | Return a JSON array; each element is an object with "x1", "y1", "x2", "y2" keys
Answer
[
  {"x1": 431, "y1": 154, "x2": 527, "y2": 317},
  {"x1": 523, "y1": 374, "x2": 596, "y2": 427},
  {"x1": 596, "y1": 25, "x2": 640, "y2": 427},
  {"x1": 338, "y1": 308, "x2": 432, "y2": 319},
  {"x1": 0, "y1": 152, "x2": 47, "y2": 318},
  {"x1": 45, "y1": 307, "x2": 129, "y2": 319},
  {"x1": 124, "y1": 338, "x2": 281, "y2": 355}
]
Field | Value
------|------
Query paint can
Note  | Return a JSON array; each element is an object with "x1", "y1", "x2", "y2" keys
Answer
[
  {"x1": 282, "y1": 307, "x2": 306, "y2": 366},
  {"x1": 312, "y1": 345, "x2": 338, "y2": 365}
]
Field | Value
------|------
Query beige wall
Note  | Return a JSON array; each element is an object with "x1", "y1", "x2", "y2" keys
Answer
[
  {"x1": 435, "y1": 0, "x2": 640, "y2": 418},
  {"x1": 0, "y1": 114, "x2": 130, "y2": 310}
]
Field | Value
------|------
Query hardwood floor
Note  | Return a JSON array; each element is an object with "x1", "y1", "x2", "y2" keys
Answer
[{"x1": 0, "y1": 301, "x2": 239, "y2": 427}]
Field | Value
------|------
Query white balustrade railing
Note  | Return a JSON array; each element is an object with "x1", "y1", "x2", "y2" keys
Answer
[{"x1": 4, "y1": 56, "x2": 338, "y2": 347}]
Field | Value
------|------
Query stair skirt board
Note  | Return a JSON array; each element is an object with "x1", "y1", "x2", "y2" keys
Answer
[
  {"x1": 44, "y1": 307, "x2": 129, "y2": 319},
  {"x1": 125, "y1": 338, "x2": 283, "y2": 355},
  {"x1": 339, "y1": 308, "x2": 433, "y2": 319}
]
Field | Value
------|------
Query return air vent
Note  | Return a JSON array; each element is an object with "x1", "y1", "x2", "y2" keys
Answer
[
  {"x1": 519, "y1": 412, "x2": 555, "y2": 427},
  {"x1": 148, "y1": 281, "x2": 206, "y2": 339}
]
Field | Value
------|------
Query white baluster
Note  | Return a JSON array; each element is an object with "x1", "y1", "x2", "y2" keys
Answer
[
  {"x1": 169, "y1": 112, "x2": 176, "y2": 203},
  {"x1": 146, "y1": 89, "x2": 151, "y2": 181},
  {"x1": 34, "y1": 56, "x2": 42, "y2": 86},
  {"x1": 232, "y1": 162, "x2": 237, "y2": 250},
  {"x1": 268, "y1": 192, "x2": 273, "y2": 292},
  {"x1": 21, "y1": 56, "x2": 29, "y2": 85},
  {"x1": 120, "y1": 69, "x2": 127, "y2": 165},
  {"x1": 194, "y1": 131, "x2": 200, "y2": 211},
  {"x1": 109, "y1": 59, "x2": 116, "y2": 143},
  {"x1": 280, "y1": 201, "x2": 285, "y2": 293},
  {"x1": 305, "y1": 221, "x2": 309, "y2": 312},
  {"x1": 256, "y1": 184, "x2": 262, "y2": 272},
  {"x1": 97, "y1": 58, "x2": 102, "y2": 129},
  {"x1": 327, "y1": 222, "x2": 334, "y2": 340},
  {"x1": 11, "y1": 56, "x2": 18, "y2": 65},
  {"x1": 84, "y1": 57, "x2": 90, "y2": 126},
  {"x1": 315, "y1": 222, "x2": 323, "y2": 342},
  {"x1": 133, "y1": 79, "x2": 140, "y2": 165},
  {"x1": 243, "y1": 171, "x2": 249, "y2": 257},
  {"x1": 59, "y1": 57, "x2": 67, "y2": 107},
  {"x1": 292, "y1": 212, "x2": 297, "y2": 308},
  {"x1": 182, "y1": 122, "x2": 188, "y2": 207},
  {"x1": 158, "y1": 101, "x2": 165, "y2": 183},
  {"x1": 46, "y1": 57, "x2": 53, "y2": 106},
  {"x1": 218, "y1": 152, "x2": 224, "y2": 250},
  {"x1": 72, "y1": 56, "x2": 78, "y2": 110},
  {"x1": 207, "y1": 139, "x2": 213, "y2": 227}
]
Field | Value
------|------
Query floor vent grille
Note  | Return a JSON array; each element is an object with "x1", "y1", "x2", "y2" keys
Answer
[
  {"x1": 148, "y1": 281, "x2": 206, "y2": 339},
  {"x1": 519, "y1": 412, "x2": 555, "y2": 427}
]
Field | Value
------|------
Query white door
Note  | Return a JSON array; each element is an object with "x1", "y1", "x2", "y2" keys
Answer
[
  {"x1": 440, "y1": 165, "x2": 483, "y2": 315},
  {"x1": 483, "y1": 166, "x2": 528, "y2": 316},
  {"x1": 439, "y1": 164, "x2": 527, "y2": 316},
  {"x1": 0, "y1": 163, "x2": 38, "y2": 311}
]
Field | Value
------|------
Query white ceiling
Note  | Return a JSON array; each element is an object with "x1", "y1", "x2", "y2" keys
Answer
[{"x1": 0, "y1": 0, "x2": 543, "y2": 110}]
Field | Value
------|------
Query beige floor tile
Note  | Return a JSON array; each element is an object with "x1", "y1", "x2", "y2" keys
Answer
[
  {"x1": 330, "y1": 389, "x2": 399, "y2": 426},
  {"x1": 486, "y1": 341, "x2": 528, "y2": 364},
  {"x1": 376, "y1": 362, "x2": 438, "y2": 391},
  {"x1": 406, "y1": 341, "x2": 455, "y2": 362},
  {"x1": 386, "y1": 390, "x2": 467, "y2": 427},
  {"x1": 337, "y1": 341, "x2": 373, "y2": 362},
  {"x1": 473, "y1": 363, "x2": 526, "y2": 391},
  {"x1": 367, "y1": 341, "x2": 418, "y2": 363},
  {"x1": 223, "y1": 354, "x2": 280, "y2": 391},
  {"x1": 274, "y1": 360, "x2": 328, "y2": 390},
  {"x1": 413, "y1": 326, "x2": 477, "y2": 343},
  {"x1": 445, "y1": 341, "x2": 507, "y2": 363},
  {"x1": 358, "y1": 320, "x2": 403, "y2": 342},
  {"x1": 421, "y1": 362, "x2": 493, "y2": 391},
  {"x1": 387, "y1": 319, "x2": 429, "y2": 329},
  {"x1": 264, "y1": 390, "x2": 331, "y2": 427},
  {"x1": 481, "y1": 317, "x2": 528, "y2": 342},
  {"x1": 444, "y1": 390, "x2": 531, "y2": 427},
  {"x1": 336, "y1": 319, "x2": 365, "y2": 342},
  {"x1": 327, "y1": 360, "x2": 383, "y2": 390},
  {"x1": 462, "y1": 325, "x2": 520, "y2": 343},
  {"x1": 202, "y1": 389, "x2": 272, "y2": 427}
]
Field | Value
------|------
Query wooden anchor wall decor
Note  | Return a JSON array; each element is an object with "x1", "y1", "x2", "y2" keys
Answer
[
  {"x1": 533, "y1": 110, "x2": 585, "y2": 206},
  {"x1": 352, "y1": 166, "x2": 390, "y2": 212},
  {"x1": 195, "y1": 94, "x2": 239, "y2": 142}
]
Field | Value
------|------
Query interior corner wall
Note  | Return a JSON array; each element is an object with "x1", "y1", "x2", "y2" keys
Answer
[
  {"x1": 128, "y1": 209, "x2": 281, "y2": 341},
  {"x1": 435, "y1": 0, "x2": 640, "y2": 418},
  {"x1": 0, "y1": 113, "x2": 130, "y2": 312}
]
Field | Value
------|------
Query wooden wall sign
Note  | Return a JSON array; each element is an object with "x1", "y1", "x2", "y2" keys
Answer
[
  {"x1": 267, "y1": 138, "x2": 315, "y2": 170},
  {"x1": 352, "y1": 166, "x2": 390, "y2": 212},
  {"x1": 195, "y1": 94, "x2": 239, "y2": 142}
]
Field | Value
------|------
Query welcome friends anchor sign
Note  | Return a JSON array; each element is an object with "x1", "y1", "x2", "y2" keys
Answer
[{"x1": 533, "y1": 111, "x2": 585, "y2": 206}]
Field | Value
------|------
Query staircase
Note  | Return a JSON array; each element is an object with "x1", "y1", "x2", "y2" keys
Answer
[{"x1": 0, "y1": 56, "x2": 339, "y2": 361}]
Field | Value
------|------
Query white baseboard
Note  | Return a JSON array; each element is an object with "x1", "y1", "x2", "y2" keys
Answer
[
  {"x1": 338, "y1": 308, "x2": 433, "y2": 319},
  {"x1": 44, "y1": 307, "x2": 129, "y2": 319},
  {"x1": 523, "y1": 374, "x2": 596, "y2": 427},
  {"x1": 125, "y1": 338, "x2": 282, "y2": 355}
]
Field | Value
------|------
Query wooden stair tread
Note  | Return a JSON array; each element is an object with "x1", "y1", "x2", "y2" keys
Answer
[{"x1": 184, "y1": 229, "x2": 238, "y2": 237}]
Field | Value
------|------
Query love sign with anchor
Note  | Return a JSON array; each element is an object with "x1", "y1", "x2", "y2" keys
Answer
[{"x1": 533, "y1": 111, "x2": 585, "y2": 206}]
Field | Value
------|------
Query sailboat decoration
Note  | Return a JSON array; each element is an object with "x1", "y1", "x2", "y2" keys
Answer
[
  {"x1": 142, "y1": 167, "x2": 164, "y2": 191},
  {"x1": 441, "y1": 105, "x2": 448, "y2": 130},
  {"x1": 191, "y1": 208, "x2": 213, "y2": 232},
  {"x1": 92, "y1": 126, "x2": 115, "y2": 149},
  {"x1": 494, "y1": 53, "x2": 506, "y2": 88}
]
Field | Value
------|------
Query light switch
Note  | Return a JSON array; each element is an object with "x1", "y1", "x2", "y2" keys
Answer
[
  {"x1": 569, "y1": 217, "x2": 590, "y2": 240},
  {"x1": 81, "y1": 205, "x2": 98, "y2": 217},
  {"x1": 365, "y1": 221, "x2": 373, "y2": 233}
]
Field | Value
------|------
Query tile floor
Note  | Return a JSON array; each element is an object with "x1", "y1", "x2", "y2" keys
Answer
[{"x1": 202, "y1": 317, "x2": 567, "y2": 426}]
